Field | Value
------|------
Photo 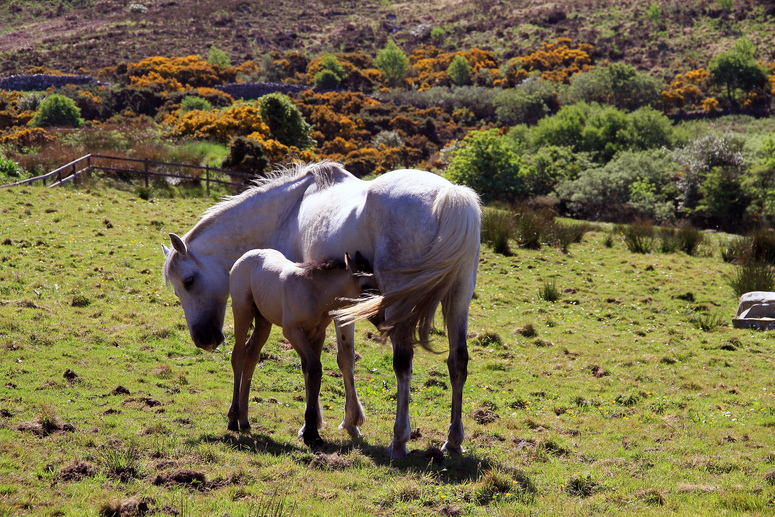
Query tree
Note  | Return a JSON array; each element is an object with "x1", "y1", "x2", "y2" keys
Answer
[
  {"x1": 374, "y1": 40, "x2": 408, "y2": 86},
  {"x1": 709, "y1": 38, "x2": 768, "y2": 105},
  {"x1": 447, "y1": 55, "x2": 471, "y2": 86},
  {"x1": 258, "y1": 93, "x2": 314, "y2": 150},
  {"x1": 29, "y1": 94, "x2": 84, "y2": 128}
]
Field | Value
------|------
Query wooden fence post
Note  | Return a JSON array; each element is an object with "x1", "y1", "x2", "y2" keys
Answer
[
  {"x1": 73, "y1": 162, "x2": 78, "y2": 186},
  {"x1": 206, "y1": 165, "x2": 210, "y2": 196},
  {"x1": 144, "y1": 159, "x2": 149, "y2": 187}
]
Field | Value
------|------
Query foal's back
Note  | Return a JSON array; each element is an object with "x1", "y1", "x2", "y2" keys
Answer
[{"x1": 230, "y1": 249, "x2": 364, "y2": 333}]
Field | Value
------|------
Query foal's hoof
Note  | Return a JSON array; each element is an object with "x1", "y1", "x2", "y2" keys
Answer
[
  {"x1": 227, "y1": 421, "x2": 240, "y2": 432},
  {"x1": 338, "y1": 421, "x2": 362, "y2": 439},
  {"x1": 441, "y1": 442, "x2": 465, "y2": 456},
  {"x1": 303, "y1": 434, "x2": 325, "y2": 450}
]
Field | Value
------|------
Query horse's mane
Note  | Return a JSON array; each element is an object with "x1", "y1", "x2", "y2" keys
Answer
[
  {"x1": 189, "y1": 160, "x2": 349, "y2": 241},
  {"x1": 162, "y1": 161, "x2": 351, "y2": 285}
]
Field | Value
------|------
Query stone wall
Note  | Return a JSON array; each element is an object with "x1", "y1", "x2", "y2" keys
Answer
[{"x1": 0, "y1": 74, "x2": 96, "y2": 91}]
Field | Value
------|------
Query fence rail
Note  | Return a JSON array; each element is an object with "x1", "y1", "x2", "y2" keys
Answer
[{"x1": 1, "y1": 154, "x2": 257, "y2": 194}]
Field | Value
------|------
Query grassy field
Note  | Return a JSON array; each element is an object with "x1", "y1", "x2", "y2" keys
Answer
[{"x1": 1, "y1": 181, "x2": 774, "y2": 516}]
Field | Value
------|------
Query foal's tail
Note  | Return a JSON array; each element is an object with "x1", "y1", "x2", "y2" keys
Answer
[{"x1": 334, "y1": 184, "x2": 481, "y2": 350}]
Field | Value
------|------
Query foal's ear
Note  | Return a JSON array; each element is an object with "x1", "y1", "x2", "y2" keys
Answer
[
  {"x1": 169, "y1": 233, "x2": 188, "y2": 256},
  {"x1": 354, "y1": 251, "x2": 373, "y2": 273},
  {"x1": 344, "y1": 252, "x2": 354, "y2": 274}
]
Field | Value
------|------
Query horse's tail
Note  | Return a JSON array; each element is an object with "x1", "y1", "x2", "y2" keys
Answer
[{"x1": 334, "y1": 184, "x2": 481, "y2": 350}]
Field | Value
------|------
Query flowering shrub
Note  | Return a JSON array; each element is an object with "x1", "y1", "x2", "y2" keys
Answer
[
  {"x1": 0, "y1": 127, "x2": 55, "y2": 150},
  {"x1": 172, "y1": 103, "x2": 269, "y2": 143},
  {"x1": 504, "y1": 38, "x2": 594, "y2": 85},
  {"x1": 660, "y1": 68, "x2": 710, "y2": 111}
]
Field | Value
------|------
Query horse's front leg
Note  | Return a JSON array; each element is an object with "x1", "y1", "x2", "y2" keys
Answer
[
  {"x1": 285, "y1": 328, "x2": 324, "y2": 447},
  {"x1": 335, "y1": 321, "x2": 365, "y2": 438},
  {"x1": 388, "y1": 339, "x2": 414, "y2": 459},
  {"x1": 236, "y1": 317, "x2": 271, "y2": 431}
]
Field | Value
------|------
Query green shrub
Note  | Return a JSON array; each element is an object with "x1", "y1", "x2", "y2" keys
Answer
[
  {"x1": 444, "y1": 128, "x2": 527, "y2": 203},
  {"x1": 493, "y1": 78, "x2": 557, "y2": 126},
  {"x1": 539, "y1": 278, "x2": 560, "y2": 302},
  {"x1": 180, "y1": 96, "x2": 213, "y2": 114},
  {"x1": 566, "y1": 62, "x2": 662, "y2": 111},
  {"x1": 481, "y1": 207, "x2": 514, "y2": 255},
  {"x1": 619, "y1": 220, "x2": 656, "y2": 254},
  {"x1": 29, "y1": 94, "x2": 84, "y2": 128},
  {"x1": 258, "y1": 93, "x2": 314, "y2": 150},
  {"x1": 514, "y1": 206, "x2": 552, "y2": 249},
  {"x1": 0, "y1": 157, "x2": 20, "y2": 178},
  {"x1": 207, "y1": 45, "x2": 231, "y2": 68},
  {"x1": 313, "y1": 54, "x2": 348, "y2": 89},
  {"x1": 447, "y1": 55, "x2": 471, "y2": 86},
  {"x1": 727, "y1": 261, "x2": 775, "y2": 297},
  {"x1": 374, "y1": 40, "x2": 408, "y2": 86}
]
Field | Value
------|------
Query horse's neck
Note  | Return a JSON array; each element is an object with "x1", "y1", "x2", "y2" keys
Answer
[{"x1": 189, "y1": 178, "x2": 312, "y2": 261}]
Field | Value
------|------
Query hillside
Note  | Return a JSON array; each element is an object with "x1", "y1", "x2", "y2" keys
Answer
[{"x1": 1, "y1": 0, "x2": 775, "y2": 78}]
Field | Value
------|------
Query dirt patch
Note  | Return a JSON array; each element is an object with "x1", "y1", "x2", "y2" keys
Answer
[
  {"x1": 111, "y1": 385, "x2": 130, "y2": 395},
  {"x1": 56, "y1": 461, "x2": 96, "y2": 482},
  {"x1": 309, "y1": 452, "x2": 352, "y2": 470},
  {"x1": 472, "y1": 407, "x2": 499, "y2": 425},
  {"x1": 152, "y1": 469, "x2": 207, "y2": 489},
  {"x1": 17, "y1": 418, "x2": 75, "y2": 437},
  {"x1": 99, "y1": 496, "x2": 154, "y2": 517}
]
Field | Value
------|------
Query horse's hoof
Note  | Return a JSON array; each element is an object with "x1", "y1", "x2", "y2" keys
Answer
[
  {"x1": 441, "y1": 442, "x2": 465, "y2": 455},
  {"x1": 227, "y1": 421, "x2": 239, "y2": 432},
  {"x1": 239, "y1": 421, "x2": 251, "y2": 432},
  {"x1": 304, "y1": 434, "x2": 324, "y2": 449},
  {"x1": 388, "y1": 441, "x2": 408, "y2": 460}
]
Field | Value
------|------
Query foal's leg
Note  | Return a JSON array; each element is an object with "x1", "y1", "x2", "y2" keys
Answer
[
  {"x1": 236, "y1": 317, "x2": 271, "y2": 431},
  {"x1": 284, "y1": 327, "x2": 324, "y2": 447},
  {"x1": 335, "y1": 322, "x2": 365, "y2": 438},
  {"x1": 388, "y1": 337, "x2": 414, "y2": 459},
  {"x1": 228, "y1": 301, "x2": 254, "y2": 431}
]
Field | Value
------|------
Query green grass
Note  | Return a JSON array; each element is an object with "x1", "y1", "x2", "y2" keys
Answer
[{"x1": 1, "y1": 184, "x2": 775, "y2": 515}]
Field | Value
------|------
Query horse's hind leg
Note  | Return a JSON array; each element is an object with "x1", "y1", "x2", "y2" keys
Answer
[
  {"x1": 237, "y1": 316, "x2": 271, "y2": 431},
  {"x1": 335, "y1": 322, "x2": 365, "y2": 438},
  {"x1": 388, "y1": 339, "x2": 414, "y2": 459},
  {"x1": 441, "y1": 277, "x2": 475, "y2": 455}
]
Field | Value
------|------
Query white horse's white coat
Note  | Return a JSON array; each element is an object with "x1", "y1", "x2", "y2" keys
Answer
[{"x1": 162, "y1": 161, "x2": 481, "y2": 458}]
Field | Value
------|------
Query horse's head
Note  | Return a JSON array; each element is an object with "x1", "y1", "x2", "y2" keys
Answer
[{"x1": 162, "y1": 233, "x2": 230, "y2": 351}]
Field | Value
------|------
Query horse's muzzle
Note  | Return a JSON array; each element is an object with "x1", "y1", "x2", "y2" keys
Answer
[{"x1": 191, "y1": 324, "x2": 225, "y2": 351}]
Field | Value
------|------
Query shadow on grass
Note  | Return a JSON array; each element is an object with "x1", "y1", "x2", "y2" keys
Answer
[{"x1": 196, "y1": 431, "x2": 492, "y2": 484}]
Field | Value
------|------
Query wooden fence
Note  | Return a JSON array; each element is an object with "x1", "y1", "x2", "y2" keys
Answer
[{"x1": 0, "y1": 154, "x2": 256, "y2": 194}]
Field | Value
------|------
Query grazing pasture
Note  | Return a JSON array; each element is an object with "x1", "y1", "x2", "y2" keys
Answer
[{"x1": 0, "y1": 185, "x2": 774, "y2": 516}]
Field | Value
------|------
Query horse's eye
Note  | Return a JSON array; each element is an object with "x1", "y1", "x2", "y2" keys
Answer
[{"x1": 182, "y1": 275, "x2": 196, "y2": 290}]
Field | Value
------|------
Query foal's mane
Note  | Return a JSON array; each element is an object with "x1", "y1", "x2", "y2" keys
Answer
[{"x1": 297, "y1": 257, "x2": 346, "y2": 278}]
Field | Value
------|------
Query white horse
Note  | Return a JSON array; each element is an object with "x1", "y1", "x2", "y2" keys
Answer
[
  {"x1": 229, "y1": 249, "x2": 375, "y2": 446},
  {"x1": 162, "y1": 161, "x2": 481, "y2": 458}
]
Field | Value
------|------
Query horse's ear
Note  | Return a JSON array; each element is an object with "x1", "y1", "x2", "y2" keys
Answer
[
  {"x1": 344, "y1": 252, "x2": 354, "y2": 274},
  {"x1": 169, "y1": 233, "x2": 187, "y2": 256},
  {"x1": 162, "y1": 243, "x2": 171, "y2": 257}
]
